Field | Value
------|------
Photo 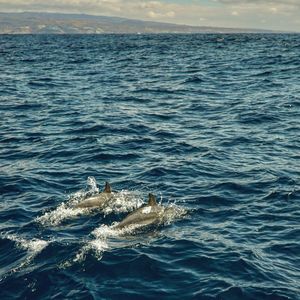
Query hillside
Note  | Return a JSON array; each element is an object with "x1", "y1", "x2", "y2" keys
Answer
[{"x1": 0, "y1": 12, "x2": 274, "y2": 34}]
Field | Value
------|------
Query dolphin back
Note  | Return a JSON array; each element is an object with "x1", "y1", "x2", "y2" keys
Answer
[
  {"x1": 75, "y1": 181, "x2": 114, "y2": 209},
  {"x1": 115, "y1": 204, "x2": 164, "y2": 230},
  {"x1": 75, "y1": 192, "x2": 112, "y2": 209}
]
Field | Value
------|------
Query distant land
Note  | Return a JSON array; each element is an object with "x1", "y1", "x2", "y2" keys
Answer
[{"x1": 0, "y1": 12, "x2": 277, "y2": 34}]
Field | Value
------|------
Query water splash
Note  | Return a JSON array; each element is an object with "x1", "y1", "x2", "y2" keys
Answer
[
  {"x1": 161, "y1": 204, "x2": 187, "y2": 226},
  {"x1": 101, "y1": 190, "x2": 143, "y2": 215},
  {"x1": 86, "y1": 176, "x2": 99, "y2": 194},
  {"x1": 92, "y1": 224, "x2": 121, "y2": 239}
]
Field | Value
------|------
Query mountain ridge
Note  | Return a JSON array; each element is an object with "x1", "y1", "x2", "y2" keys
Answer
[{"x1": 0, "y1": 12, "x2": 278, "y2": 34}]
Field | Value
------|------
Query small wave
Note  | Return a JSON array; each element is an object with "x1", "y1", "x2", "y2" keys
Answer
[
  {"x1": 6, "y1": 234, "x2": 48, "y2": 253},
  {"x1": 61, "y1": 225, "x2": 115, "y2": 267},
  {"x1": 183, "y1": 75, "x2": 204, "y2": 84},
  {"x1": 133, "y1": 87, "x2": 177, "y2": 94},
  {"x1": 65, "y1": 123, "x2": 108, "y2": 135},
  {"x1": 12, "y1": 102, "x2": 44, "y2": 111},
  {"x1": 36, "y1": 203, "x2": 86, "y2": 226},
  {"x1": 28, "y1": 80, "x2": 61, "y2": 88},
  {"x1": 251, "y1": 70, "x2": 273, "y2": 77},
  {"x1": 67, "y1": 58, "x2": 90, "y2": 64},
  {"x1": 237, "y1": 112, "x2": 280, "y2": 125},
  {"x1": 4, "y1": 234, "x2": 49, "y2": 273},
  {"x1": 71, "y1": 239, "x2": 109, "y2": 264},
  {"x1": 68, "y1": 225, "x2": 136, "y2": 265}
]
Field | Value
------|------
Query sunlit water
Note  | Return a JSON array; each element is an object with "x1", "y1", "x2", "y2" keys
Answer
[{"x1": 0, "y1": 34, "x2": 300, "y2": 299}]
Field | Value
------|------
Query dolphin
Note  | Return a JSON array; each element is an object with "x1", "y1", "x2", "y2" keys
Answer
[
  {"x1": 75, "y1": 182, "x2": 115, "y2": 209},
  {"x1": 114, "y1": 193, "x2": 175, "y2": 231}
]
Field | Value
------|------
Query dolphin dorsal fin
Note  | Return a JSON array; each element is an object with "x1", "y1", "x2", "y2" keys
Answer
[
  {"x1": 148, "y1": 193, "x2": 157, "y2": 206},
  {"x1": 104, "y1": 182, "x2": 111, "y2": 193}
]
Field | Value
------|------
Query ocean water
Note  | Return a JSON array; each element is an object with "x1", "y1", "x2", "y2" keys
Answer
[{"x1": 0, "y1": 33, "x2": 300, "y2": 299}]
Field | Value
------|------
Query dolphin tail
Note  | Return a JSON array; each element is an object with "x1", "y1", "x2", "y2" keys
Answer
[
  {"x1": 104, "y1": 182, "x2": 112, "y2": 193},
  {"x1": 148, "y1": 193, "x2": 157, "y2": 206}
]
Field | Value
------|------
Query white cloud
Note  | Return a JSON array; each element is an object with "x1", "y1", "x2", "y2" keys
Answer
[
  {"x1": 147, "y1": 10, "x2": 175, "y2": 18},
  {"x1": 218, "y1": 0, "x2": 299, "y2": 5},
  {"x1": 140, "y1": 1, "x2": 163, "y2": 9},
  {"x1": 219, "y1": 0, "x2": 298, "y2": 8},
  {"x1": 270, "y1": 7, "x2": 278, "y2": 13}
]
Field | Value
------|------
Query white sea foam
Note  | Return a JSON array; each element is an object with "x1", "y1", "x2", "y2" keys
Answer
[
  {"x1": 5, "y1": 234, "x2": 49, "y2": 272},
  {"x1": 92, "y1": 224, "x2": 120, "y2": 239},
  {"x1": 64, "y1": 225, "x2": 122, "y2": 265},
  {"x1": 86, "y1": 176, "x2": 99, "y2": 194},
  {"x1": 72, "y1": 239, "x2": 109, "y2": 264},
  {"x1": 35, "y1": 181, "x2": 91, "y2": 226},
  {"x1": 67, "y1": 229, "x2": 113, "y2": 265},
  {"x1": 36, "y1": 176, "x2": 187, "y2": 267},
  {"x1": 101, "y1": 190, "x2": 143, "y2": 215},
  {"x1": 62, "y1": 203, "x2": 187, "y2": 267},
  {"x1": 36, "y1": 203, "x2": 86, "y2": 226},
  {"x1": 6, "y1": 234, "x2": 48, "y2": 253},
  {"x1": 161, "y1": 204, "x2": 187, "y2": 225},
  {"x1": 36, "y1": 177, "x2": 143, "y2": 226}
]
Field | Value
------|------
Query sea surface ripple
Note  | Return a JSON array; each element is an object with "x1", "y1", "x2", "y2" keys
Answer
[{"x1": 0, "y1": 34, "x2": 300, "y2": 299}]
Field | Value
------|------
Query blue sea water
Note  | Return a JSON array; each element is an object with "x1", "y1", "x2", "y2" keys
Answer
[{"x1": 0, "y1": 33, "x2": 300, "y2": 299}]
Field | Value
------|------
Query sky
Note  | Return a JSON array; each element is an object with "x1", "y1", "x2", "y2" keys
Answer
[{"x1": 0, "y1": 0, "x2": 299, "y2": 32}]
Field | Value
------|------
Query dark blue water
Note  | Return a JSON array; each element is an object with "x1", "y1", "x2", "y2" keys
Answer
[{"x1": 1, "y1": 34, "x2": 300, "y2": 299}]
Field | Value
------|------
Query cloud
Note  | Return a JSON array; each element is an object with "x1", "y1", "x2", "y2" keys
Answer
[
  {"x1": 215, "y1": 0, "x2": 300, "y2": 21},
  {"x1": 0, "y1": 1, "x2": 177, "y2": 20},
  {"x1": 147, "y1": 10, "x2": 175, "y2": 19},
  {"x1": 139, "y1": 1, "x2": 163, "y2": 10},
  {"x1": 0, "y1": 0, "x2": 123, "y2": 14},
  {"x1": 218, "y1": 0, "x2": 299, "y2": 5},
  {"x1": 217, "y1": 0, "x2": 300, "y2": 8},
  {"x1": 270, "y1": 7, "x2": 278, "y2": 13}
]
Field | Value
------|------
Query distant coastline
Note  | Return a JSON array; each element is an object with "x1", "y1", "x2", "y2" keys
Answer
[{"x1": 0, "y1": 12, "x2": 282, "y2": 34}]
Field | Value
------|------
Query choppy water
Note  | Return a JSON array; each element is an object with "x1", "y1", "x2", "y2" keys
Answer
[{"x1": 0, "y1": 33, "x2": 300, "y2": 299}]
